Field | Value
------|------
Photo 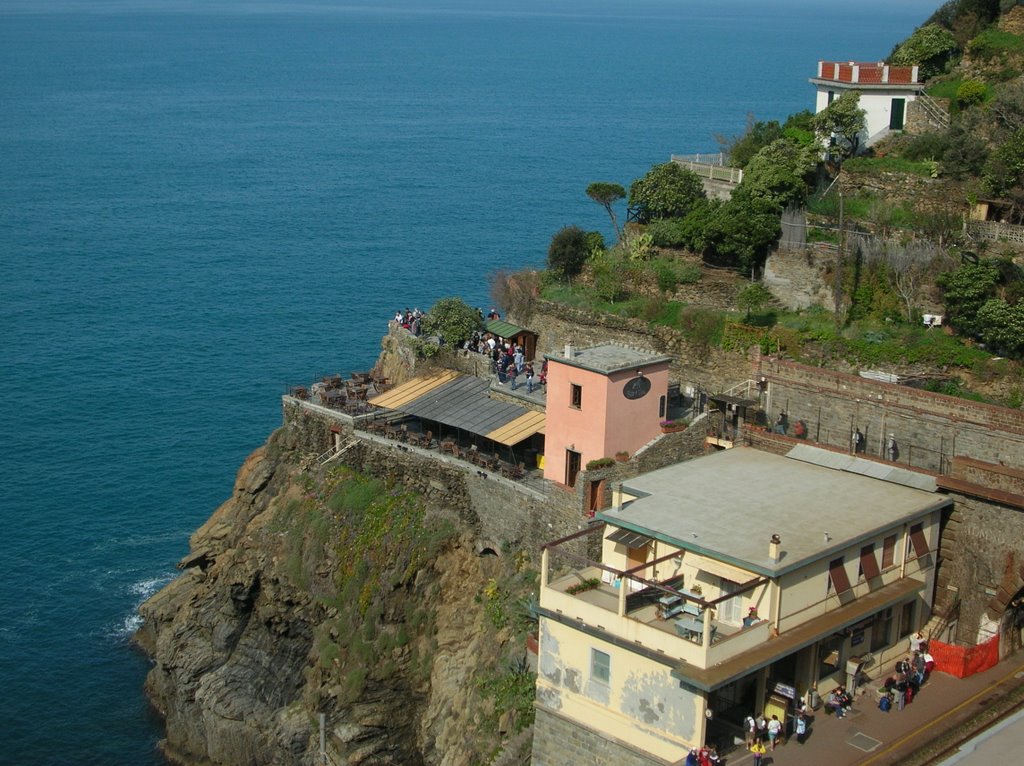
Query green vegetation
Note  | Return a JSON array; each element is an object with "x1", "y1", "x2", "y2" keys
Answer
[
  {"x1": 586, "y1": 182, "x2": 626, "y2": 242},
  {"x1": 891, "y1": 23, "x2": 959, "y2": 78},
  {"x1": 548, "y1": 225, "x2": 598, "y2": 281},
  {"x1": 421, "y1": 296, "x2": 481, "y2": 347},
  {"x1": 969, "y1": 27, "x2": 1024, "y2": 60},
  {"x1": 273, "y1": 468, "x2": 460, "y2": 703},
  {"x1": 627, "y1": 162, "x2": 706, "y2": 223}
]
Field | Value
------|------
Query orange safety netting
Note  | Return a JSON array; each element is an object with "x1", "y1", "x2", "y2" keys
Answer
[{"x1": 928, "y1": 634, "x2": 1000, "y2": 679}]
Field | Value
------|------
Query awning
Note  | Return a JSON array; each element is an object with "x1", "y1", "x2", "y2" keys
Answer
[
  {"x1": 369, "y1": 370, "x2": 460, "y2": 409},
  {"x1": 371, "y1": 372, "x2": 542, "y2": 444},
  {"x1": 689, "y1": 554, "x2": 758, "y2": 585},
  {"x1": 486, "y1": 411, "x2": 546, "y2": 446},
  {"x1": 607, "y1": 528, "x2": 653, "y2": 548}
]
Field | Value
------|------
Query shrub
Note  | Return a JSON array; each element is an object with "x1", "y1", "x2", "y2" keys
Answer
[
  {"x1": 420, "y1": 297, "x2": 481, "y2": 347},
  {"x1": 903, "y1": 132, "x2": 951, "y2": 162},
  {"x1": 956, "y1": 79, "x2": 988, "y2": 108},
  {"x1": 646, "y1": 218, "x2": 689, "y2": 248},
  {"x1": 585, "y1": 457, "x2": 615, "y2": 470},
  {"x1": 548, "y1": 225, "x2": 591, "y2": 280}
]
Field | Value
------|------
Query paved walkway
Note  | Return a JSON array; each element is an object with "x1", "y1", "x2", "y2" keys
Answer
[{"x1": 723, "y1": 652, "x2": 1024, "y2": 766}]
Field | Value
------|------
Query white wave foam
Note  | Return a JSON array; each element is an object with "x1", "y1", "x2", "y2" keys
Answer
[{"x1": 128, "y1": 573, "x2": 176, "y2": 598}]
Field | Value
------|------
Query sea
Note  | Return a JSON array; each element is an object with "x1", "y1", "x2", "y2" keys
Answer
[{"x1": 1, "y1": 1, "x2": 937, "y2": 763}]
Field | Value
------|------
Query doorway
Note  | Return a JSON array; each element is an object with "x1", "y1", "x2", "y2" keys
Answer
[{"x1": 566, "y1": 449, "x2": 582, "y2": 488}]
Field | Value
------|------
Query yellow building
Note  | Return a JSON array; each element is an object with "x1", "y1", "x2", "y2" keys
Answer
[{"x1": 532, "y1": 446, "x2": 948, "y2": 765}]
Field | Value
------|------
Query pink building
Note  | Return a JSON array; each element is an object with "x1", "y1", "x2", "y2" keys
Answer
[{"x1": 542, "y1": 343, "x2": 671, "y2": 487}]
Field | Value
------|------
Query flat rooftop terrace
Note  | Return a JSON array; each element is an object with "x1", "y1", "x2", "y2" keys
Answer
[{"x1": 601, "y1": 446, "x2": 950, "y2": 577}]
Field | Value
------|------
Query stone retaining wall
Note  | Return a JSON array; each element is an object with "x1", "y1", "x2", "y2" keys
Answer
[
  {"x1": 281, "y1": 398, "x2": 591, "y2": 561},
  {"x1": 761, "y1": 358, "x2": 1024, "y2": 472},
  {"x1": 531, "y1": 707, "x2": 669, "y2": 766},
  {"x1": 525, "y1": 301, "x2": 755, "y2": 395}
]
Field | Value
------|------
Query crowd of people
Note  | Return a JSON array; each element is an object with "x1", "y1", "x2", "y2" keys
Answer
[
  {"x1": 878, "y1": 631, "x2": 935, "y2": 712},
  {"x1": 683, "y1": 744, "x2": 722, "y2": 766},
  {"x1": 391, "y1": 306, "x2": 547, "y2": 393},
  {"x1": 393, "y1": 307, "x2": 424, "y2": 336}
]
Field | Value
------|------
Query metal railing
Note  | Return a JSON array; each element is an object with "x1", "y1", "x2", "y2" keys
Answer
[
  {"x1": 915, "y1": 91, "x2": 951, "y2": 130},
  {"x1": 670, "y1": 153, "x2": 744, "y2": 184}
]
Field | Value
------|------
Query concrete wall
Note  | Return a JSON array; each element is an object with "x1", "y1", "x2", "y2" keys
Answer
[{"x1": 534, "y1": 620, "x2": 700, "y2": 762}]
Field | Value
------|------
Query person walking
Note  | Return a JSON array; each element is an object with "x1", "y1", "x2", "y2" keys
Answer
[
  {"x1": 524, "y1": 362, "x2": 535, "y2": 393},
  {"x1": 767, "y1": 714, "x2": 783, "y2": 750},
  {"x1": 744, "y1": 714, "x2": 756, "y2": 748},
  {"x1": 750, "y1": 739, "x2": 767, "y2": 766},
  {"x1": 794, "y1": 711, "x2": 807, "y2": 744}
]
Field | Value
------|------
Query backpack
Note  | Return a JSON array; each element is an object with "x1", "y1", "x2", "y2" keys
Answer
[{"x1": 879, "y1": 695, "x2": 892, "y2": 712}]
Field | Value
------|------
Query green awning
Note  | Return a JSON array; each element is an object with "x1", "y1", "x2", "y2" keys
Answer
[{"x1": 485, "y1": 319, "x2": 534, "y2": 339}]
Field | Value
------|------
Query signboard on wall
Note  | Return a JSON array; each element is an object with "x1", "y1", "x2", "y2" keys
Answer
[{"x1": 770, "y1": 680, "x2": 797, "y2": 700}]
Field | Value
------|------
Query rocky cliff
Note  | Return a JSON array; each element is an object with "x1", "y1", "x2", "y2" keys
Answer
[{"x1": 136, "y1": 424, "x2": 537, "y2": 766}]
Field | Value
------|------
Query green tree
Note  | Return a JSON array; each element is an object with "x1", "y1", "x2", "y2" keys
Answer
[
  {"x1": 736, "y1": 282, "x2": 774, "y2": 320},
  {"x1": 703, "y1": 190, "x2": 781, "y2": 273},
  {"x1": 421, "y1": 297, "x2": 481, "y2": 347},
  {"x1": 937, "y1": 261, "x2": 1000, "y2": 335},
  {"x1": 976, "y1": 298, "x2": 1024, "y2": 353},
  {"x1": 890, "y1": 23, "x2": 959, "y2": 77},
  {"x1": 547, "y1": 225, "x2": 590, "y2": 281},
  {"x1": 811, "y1": 91, "x2": 867, "y2": 165},
  {"x1": 719, "y1": 115, "x2": 783, "y2": 169},
  {"x1": 741, "y1": 138, "x2": 817, "y2": 208},
  {"x1": 628, "y1": 162, "x2": 706, "y2": 223},
  {"x1": 586, "y1": 182, "x2": 626, "y2": 242},
  {"x1": 782, "y1": 109, "x2": 817, "y2": 147},
  {"x1": 983, "y1": 127, "x2": 1024, "y2": 196}
]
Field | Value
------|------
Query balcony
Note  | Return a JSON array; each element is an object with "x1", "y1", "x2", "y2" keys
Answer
[{"x1": 541, "y1": 563, "x2": 772, "y2": 670}]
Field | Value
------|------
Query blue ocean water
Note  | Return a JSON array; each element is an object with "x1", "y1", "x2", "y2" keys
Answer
[{"x1": 1, "y1": 1, "x2": 936, "y2": 763}]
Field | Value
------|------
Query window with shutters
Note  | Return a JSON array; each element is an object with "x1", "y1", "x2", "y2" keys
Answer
[
  {"x1": 882, "y1": 534, "x2": 897, "y2": 569},
  {"x1": 828, "y1": 557, "x2": 852, "y2": 596}
]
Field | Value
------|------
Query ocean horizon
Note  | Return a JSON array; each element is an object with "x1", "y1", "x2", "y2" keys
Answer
[{"x1": 1, "y1": 0, "x2": 937, "y2": 762}]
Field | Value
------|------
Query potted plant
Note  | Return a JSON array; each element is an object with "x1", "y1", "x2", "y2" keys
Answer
[
  {"x1": 660, "y1": 418, "x2": 687, "y2": 434},
  {"x1": 566, "y1": 577, "x2": 601, "y2": 595}
]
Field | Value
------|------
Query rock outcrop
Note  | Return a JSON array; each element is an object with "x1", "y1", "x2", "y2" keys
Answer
[{"x1": 137, "y1": 425, "x2": 535, "y2": 765}]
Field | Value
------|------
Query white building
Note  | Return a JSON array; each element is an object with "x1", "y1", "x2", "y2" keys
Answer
[{"x1": 810, "y1": 60, "x2": 922, "y2": 149}]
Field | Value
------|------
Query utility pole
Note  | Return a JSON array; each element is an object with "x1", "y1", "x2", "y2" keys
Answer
[{"x1": 834, "y1": 190, "x2": 844, "y2": 332}]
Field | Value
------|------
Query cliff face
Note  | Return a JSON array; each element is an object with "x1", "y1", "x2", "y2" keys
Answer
[{"x1": 137, "y1": 425, "x2": 535, "y2": 766}]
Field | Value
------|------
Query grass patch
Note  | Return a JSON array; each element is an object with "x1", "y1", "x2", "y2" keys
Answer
[
  {"x1": 969, "y1": 28, "x2": 1024, "y2": 60},
  {"x1": 926, "y1": 78, "x2": 962, "y2": 100}
]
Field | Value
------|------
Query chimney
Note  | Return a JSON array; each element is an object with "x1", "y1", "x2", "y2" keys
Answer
[
  {"x1": 769, "y1": 534, "x2": 781, "y2": 562},
  {"x1": 564, "y1": 343, "x2": 574, "y2": 359}
]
